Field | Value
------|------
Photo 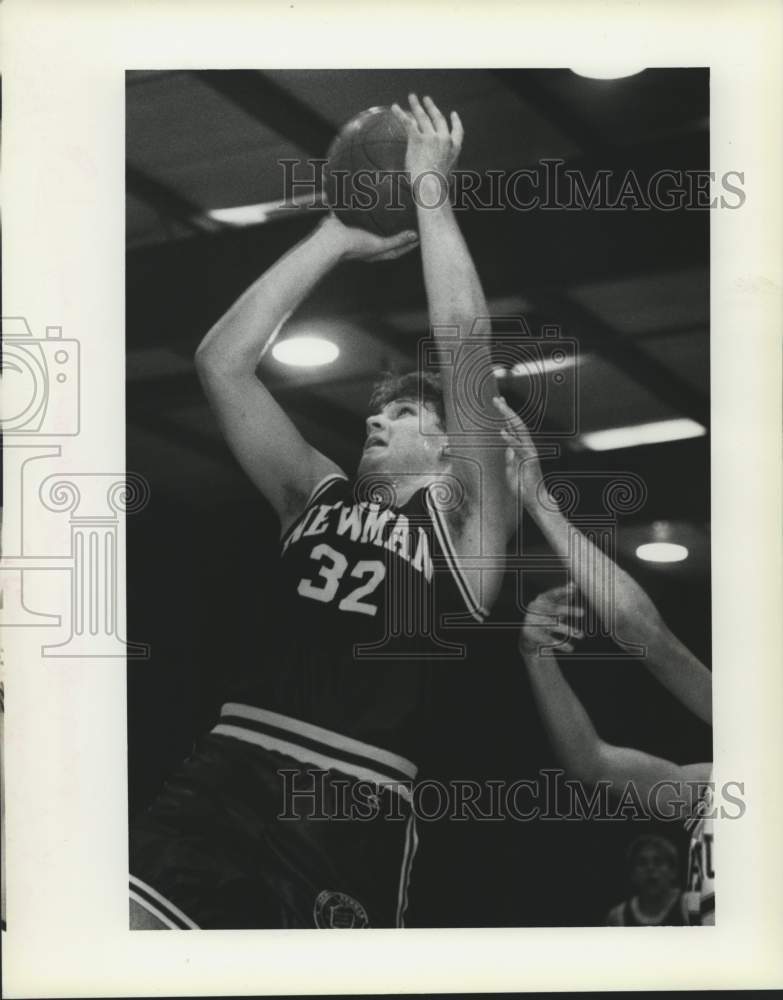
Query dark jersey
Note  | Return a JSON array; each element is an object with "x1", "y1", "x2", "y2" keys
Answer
[{"x1": 225, "y1": 473, "x2": 488, "y2": 783}]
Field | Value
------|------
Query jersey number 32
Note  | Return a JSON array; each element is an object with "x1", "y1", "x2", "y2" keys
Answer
[{"x1": 297, "y1": 543, "x2": 386, "y2": 617}]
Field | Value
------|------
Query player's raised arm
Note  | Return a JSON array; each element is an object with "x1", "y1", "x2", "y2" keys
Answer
[
  {"x1": 195, "y1": 215, "x2": 418, "y2": 532},
  {"x1": 392, "y1": 94, "x2": 512, "y2": 605},
  {"x1": 520, "y1": 587, "x2": 711, "y2": 799},
  {"x1": 495, "y1": 396, "x2": 712, "y2": 725}
]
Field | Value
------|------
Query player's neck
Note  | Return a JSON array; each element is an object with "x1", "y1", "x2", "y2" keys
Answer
[{"x1": 361, "y1": 470, "x2": 445, "y2": 507}]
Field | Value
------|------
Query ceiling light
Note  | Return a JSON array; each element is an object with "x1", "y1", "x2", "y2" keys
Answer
[
  {"x1": 272, "y1": 336, "x2": 339, "y2": 368},
  {"x1": 570, "y1": 66, "x2": 646, "y2": 81},
  {"x1": 207, "y1": 192, "x2": 326, "y2": 227},
  {"x1": 493, "y1": 353, "x2": 583, "y2": 380},
  {"x1": 636, "y1": 542, "x2": 689, "y2": 563},
  {"x1": 580, "y1": 418, "x2": 706, "y2": 451}
]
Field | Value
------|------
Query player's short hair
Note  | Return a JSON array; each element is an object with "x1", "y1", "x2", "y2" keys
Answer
[
  {"x1": 368, "y1": 371, "x2": 446, "y2": 430},
  {"x1": 626, "y1": 834, "x2": 679, "y2": 871}
]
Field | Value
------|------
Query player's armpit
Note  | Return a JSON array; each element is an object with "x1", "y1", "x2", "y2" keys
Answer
[{"x1": 439, "y1": 441, "x2": 512, "y2": 613}]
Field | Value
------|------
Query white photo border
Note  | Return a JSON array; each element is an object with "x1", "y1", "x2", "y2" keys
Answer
[{"x1": 1, "y1": 0, "x2": 782, "y2": 994}]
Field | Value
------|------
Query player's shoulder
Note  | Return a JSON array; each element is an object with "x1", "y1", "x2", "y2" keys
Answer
[
  {"x1": 307, "y1": 470, "x2": 351, "y2": 505},
  {"x1": 278, "y1": 470, "x2": 349, "y2": 542}
]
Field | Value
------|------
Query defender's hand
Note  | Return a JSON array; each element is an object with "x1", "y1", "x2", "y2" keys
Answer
[
  {"x1": 391, "y1": 94, "x2": 463, "y2": 192},
  {"x1": 321, "y1": 213, "x2": 419, "y2": 263},
  {"x1": 493, "y1": 395, "x2": 545, "y2": 500},
  {"x1": 519, "y1": 584, "x2": 584, "y2": 656}
]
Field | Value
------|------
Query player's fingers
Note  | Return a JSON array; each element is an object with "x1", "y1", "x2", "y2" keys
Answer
[
  {"x1": 408, "y1": 93, "x2": 433, "y2": 133},
  {"x1": 495, "y1": 402, "x2": 525, "y2": 431},
  {"x1": 535, "y1": 584, "x2": 575, "y2": 604},
  {"x1": 500, "y1": 427, "x2": 525, "y2": 449},
  {"x1": 422, "y1": 95, "x2": 448, "y2": 135},
  {"x1": 492, "y1": 394, "x2": 514, "y2": 415},
  {"x1": 543, "y1": 614, "x2": 575, "y2": 631},
  {"x1": 503, "y1": 416, "x2": 526, "y2": 438},
  {"x1": 391, "y1": 103, "x2": 417, "y2": 135},
  {"x1": 379, "y1": 228, "x2": 418, "y2": 247},
  {"x1": 494, "y1": 397, "x2": 532, "y2": 434},
  {"x1": 373, "y1": 231, "x2": 419, "y2": 257},
  {"x1": 374, "y1": 240, "x2": 419, "y2": 261},
  {"x1": 450, "y1": 111, "x2": 464, "y2": 150}
]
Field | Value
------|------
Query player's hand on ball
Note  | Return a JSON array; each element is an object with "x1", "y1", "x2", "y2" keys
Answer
[
  {"x1": 322, "y1": 213, "x2": 419, "y2": 262},
  {"x1": 519, "y1": 584, "x2": 584, "y2": 656},
  {"x1": 391, "y1": 94, "x2": 463, "y2": 195}
]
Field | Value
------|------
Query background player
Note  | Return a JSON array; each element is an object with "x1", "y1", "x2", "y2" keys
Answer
[
  {"x1": 606, "y1": 834, "x2": 688, "y2": 926},
  {"x1": 501, "y1": 400, "x2": 714, "y2": 925},
  {"x1": 129, "y1": 94, "x2": 512, "y2": 929}
]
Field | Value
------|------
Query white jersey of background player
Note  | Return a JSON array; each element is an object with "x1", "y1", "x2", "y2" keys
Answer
[
  {"x1": 684, "y1": 773, "x2": 715, "y2": 924},
  {"x1": 497, "y1": 397, "x2": 714, "y2": 925}
]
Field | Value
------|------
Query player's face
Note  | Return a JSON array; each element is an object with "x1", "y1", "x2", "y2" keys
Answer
[
  {"x1": 357, "y1": 398, "x2": 447, "y2": 478},
  {"x1": 631, "y1": 847, "x2": 676, "y2": 895}
]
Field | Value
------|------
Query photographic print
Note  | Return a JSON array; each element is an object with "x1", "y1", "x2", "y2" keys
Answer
[
  {"x1": 2, "y1": 1, "x2": 781, "y2": 995},
  {"x1": 126, "y1": 68, "x2": 715, "y2": 931}
]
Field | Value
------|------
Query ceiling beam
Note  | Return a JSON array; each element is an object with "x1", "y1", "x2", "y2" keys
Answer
[
  {"x1": 126, "y1": 370, "x2": 362, "y2": 440},
  {"x1": 531, "y1": 291, "x2": 709, "y2": 427},
  {"x1": 195, "y1": 70, "x2": 335, "y2": 158},
  {"x1": 492, "y1": 69, "x2": 608, "y2": 157},
  {"x1": 126, "y1": 164, "x2": 222, "y2": 234}
]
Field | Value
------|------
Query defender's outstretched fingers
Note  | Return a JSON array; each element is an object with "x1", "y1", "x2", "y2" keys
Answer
[
  {"x1": 500, "y1": 428, "x2": 525, "y2": 447},
  {"x1": 493, "y1": 395, "x2": 514, "y2": 416}
]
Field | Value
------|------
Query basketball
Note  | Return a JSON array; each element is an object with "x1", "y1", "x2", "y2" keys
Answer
[{"x1": 323, "y1": 106, "x2": 416, "y2": 237}]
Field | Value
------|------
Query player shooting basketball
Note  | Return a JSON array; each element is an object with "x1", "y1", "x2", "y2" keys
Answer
[
  {"x1": 129, "y1": 94, "x2": 512, "y2": 929},
  {"x1": 498, "y1": 398, "x2": 714, "y2": 925}
]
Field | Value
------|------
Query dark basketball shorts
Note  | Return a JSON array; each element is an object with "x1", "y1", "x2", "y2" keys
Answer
[{"x1": 129, "y1": 704, "x2": 419, "y2": 929}]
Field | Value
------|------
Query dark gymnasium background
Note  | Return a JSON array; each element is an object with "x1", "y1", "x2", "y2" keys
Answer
[{"x1": 126, "y1": 69, "x2": 712, "y2": 927}]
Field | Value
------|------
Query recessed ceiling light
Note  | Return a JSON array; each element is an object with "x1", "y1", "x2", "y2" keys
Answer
[
  {"x1": 493, "y1": 353, "x2": 584, "y2": 380},
  {"x1": 636, "y1": 542, "x2": 689, "y2": 563},
  {"x1": 271, "y1": 336, "x2": 339, "y2": 368},
  {"x1": 207, "y1": 193, "x2": 326, "y2": 227},
  {"x1": 570, "y1": 66, "x2": 646, "y2": 81},
  {"x1": 580, "y1": 418, "x2": 706, "y2": 451}
]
